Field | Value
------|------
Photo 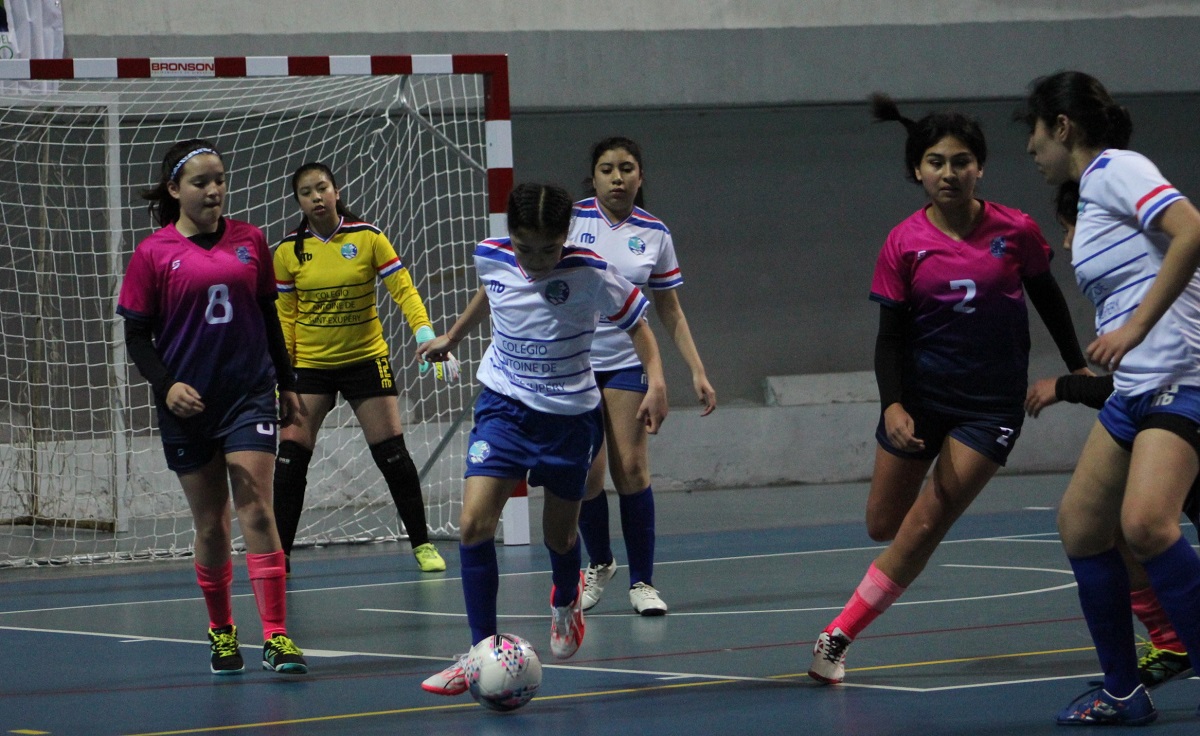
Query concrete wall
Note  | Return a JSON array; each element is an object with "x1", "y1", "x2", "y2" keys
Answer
[
  {"x1": 61, "y1": 2, "x2": 1200, "y2": 109},
  {"x1": 36, "y1": 2, "x2": 1200, "y2": 481}
]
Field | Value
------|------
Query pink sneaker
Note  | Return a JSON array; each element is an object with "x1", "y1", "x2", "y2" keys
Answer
[
  {"x1": 421, "y1": 653, "x2": 469, "y2": 695},
  {"x1": 550, "y1": 573, "x2": 585, "y2": 659}
]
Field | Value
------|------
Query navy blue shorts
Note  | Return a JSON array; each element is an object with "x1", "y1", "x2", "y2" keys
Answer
[
  {"x1": 595, "y1": 366, "x2": 649, "y2": 394},
  {"x1": 875, "y1": 403, "x2": 1023, "y2": 466},
  {"x1": 464, "y1": 388, "x2": 603, "y2": 500},
  {"x1": 161, "y1": 388, "x2": 278, "y2": 473}
]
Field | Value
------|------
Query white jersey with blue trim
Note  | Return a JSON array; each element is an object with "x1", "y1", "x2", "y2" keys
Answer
[
  {"x1": 570, "y1": 197, "x2": 681, "y2": 371},
  {"x1": 1074, "y1": 149, "x2": 1200, "y2": 395},
  {"x1": 473, "y1": 237, "x2": 651, "y2": 414}
]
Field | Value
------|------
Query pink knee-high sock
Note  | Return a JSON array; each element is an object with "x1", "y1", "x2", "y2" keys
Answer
[
  {"x1": 195, "y1": 559, "x2": 234, "y2": 630},
  {"x1": 245, "y1": 551, "x2": 288, "y2": 640},
  {"x1": 827, "y1": 563, "x2": 907, "y2": 640},
  {"x1": 1131, "y1": 586, "x2": 1185, "y2": 653}
]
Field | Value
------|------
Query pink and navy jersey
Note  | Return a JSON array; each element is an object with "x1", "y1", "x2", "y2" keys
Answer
[
  {"x1": 473, "y1": 237, "x2": 650, "y2": 415},
  {"x1": 870, "y1": 201, "x2": 1052, "y2": 412},
  {"x1": 117, "y1": 219, "x2": 277, "y2": 436},
  {"x1": 1074, "y1": 150, "x2": 1200, "y2": 395},
  {"x1": 570, "y1": 197, "x2": 681, "y2": 371}
]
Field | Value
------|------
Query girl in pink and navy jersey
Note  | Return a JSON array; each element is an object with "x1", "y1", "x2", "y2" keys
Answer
[
  {"x1": 417, "y1": 183, "x2": 669, "y2": 698},
  {"x1": 1022, "y1": 71, "x2": 1200, "y2": 726},
  {"x1": 807, "y1": 96, "x2": 1087, "y2": 686},
  {"x1": 572, "y1": 137, "x2": 716, "y2": 617},
  {"x1": 116, "y1": 139, "x2": 307, "y2": 677}
]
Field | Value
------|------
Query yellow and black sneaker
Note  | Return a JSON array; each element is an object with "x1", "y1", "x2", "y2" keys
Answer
[
  {"x1": 208, "y1": 625, "x2": 244, "y2": 675},
  {"x1": 262, "y1": 633, "x2": 308, "y2": 674},
  {"x1": 1138, "y1": 645, "x2": 1193, "y2": 690}
]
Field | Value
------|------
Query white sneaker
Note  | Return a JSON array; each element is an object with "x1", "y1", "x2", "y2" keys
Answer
[
  {"x1": 808, "y1": 628, "x2": 851, "y2": 684},
  {"x1": 581, "y1": 559, "x2": 618, "y2": 611},
  {"x1": 628, "y1": 582, "x2": 668, "y2": 616},
  {"x1": 421, "y1": 653, "x2": 469, "y2": 695},
  {"x1": 550, "y1": 575, "x2": 585, "y2": 659}
]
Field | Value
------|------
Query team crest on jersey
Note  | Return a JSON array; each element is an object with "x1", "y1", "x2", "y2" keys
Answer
[
  {"x1": 468, "y1": 440, "x2": 491, "y2": 464},
  {"x1": 545, "y1": 280, "x2": 570, "y2": 305},
  {"x1": 989, "y1": 237, "x2": 1008, "y2": 258},
  {"x1": 341, "y1": 243, "x2": 359, "y2": 260},
  {"x1": 236, "y1": 246, "x2": 252, "y2": 264},
  {"x1": 627, "y1": 236, "x2": 646, "y2": 255}
]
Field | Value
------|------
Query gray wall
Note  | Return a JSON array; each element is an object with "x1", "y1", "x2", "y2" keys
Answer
[
  {"x1": 62, "y1": 3, "x2": 1200, "y2": 108},
  {"x1": 512, "y1": 96, "x2": 1200, "y2": 402},
  {"x1": 55, "y1": 4, "x2": 1200, "y2": 404}
]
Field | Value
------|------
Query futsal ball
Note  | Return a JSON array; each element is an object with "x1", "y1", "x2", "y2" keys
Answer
[{"x1": 465, "y1": 633, "x2": 543, "y2": 712}]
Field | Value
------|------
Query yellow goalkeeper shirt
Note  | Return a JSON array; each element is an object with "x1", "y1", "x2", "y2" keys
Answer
[{"x1": 273, "y1": 218, "x2": 432, "y2": 369}]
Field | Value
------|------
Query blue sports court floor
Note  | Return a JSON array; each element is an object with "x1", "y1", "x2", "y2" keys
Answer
[{"x1": 3, "y1": 473, "x2": 1199, "y2": 735}]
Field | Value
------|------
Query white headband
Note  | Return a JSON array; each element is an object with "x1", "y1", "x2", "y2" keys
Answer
[{"x1": 170, "y1": 147, "x2": 219, "y2": 180}]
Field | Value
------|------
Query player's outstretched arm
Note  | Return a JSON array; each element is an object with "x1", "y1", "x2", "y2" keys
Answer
[
  {"x1": 417, "y1": 287, "x2": 491, "y2": 363},
  {"x1": 628, "y1": 319, "x2": 668, "y2": 434}
]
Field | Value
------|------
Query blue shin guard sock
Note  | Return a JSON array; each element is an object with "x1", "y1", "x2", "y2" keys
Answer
[
  {"x1": 546, "y1": 537, "x2": 582, "y2": 608},
  {"x1": 619, "y1": 486, "x2": 656, "y2": 587},
  {"x1": 1141, "y1": 535, "x2": 1200, "y2": 674},
  {"x1": 460, "y1": 539, "x2": 499, "y2": 645},
  {"x1": 577, "y1": 491, "x2": 613, "y2": 567},
  {"x1": 1069, "y1": 547, "x2": 1140, "y2": 697}
]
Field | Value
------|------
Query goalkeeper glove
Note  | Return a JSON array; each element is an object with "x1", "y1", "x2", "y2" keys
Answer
[{"x1": 415, "y1": 325, "x2": 460, "y2": 382}]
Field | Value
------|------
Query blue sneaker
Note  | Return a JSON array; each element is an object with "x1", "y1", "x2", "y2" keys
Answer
[{"x1": 1055, "y1": 684, "x2": 1156, "y2": 726}]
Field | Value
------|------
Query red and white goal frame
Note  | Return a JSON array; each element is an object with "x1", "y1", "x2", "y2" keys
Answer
[{"x1": 0, "y1": 54, "x2": 529, "y2": 567}]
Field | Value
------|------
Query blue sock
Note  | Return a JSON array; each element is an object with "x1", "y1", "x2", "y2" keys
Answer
[
  {"x1": 1141, "y1": 535, "x2": 1200, "y2": 674},
  {"x1": 620, "y1": 486, "x2": 656, "y2": 587},
  {"x1": 1069, "y1": 548, "x2": 1139, "y2": 697},
  {"x1": 577, "y1": 491, "x2": 613, "y2": 567},
  {"x1": 546, "y1": 537, "x2": 582, "y2": 608},
  {"x1": 460, "y1": 539, "x2": 499, "y2": 645}
]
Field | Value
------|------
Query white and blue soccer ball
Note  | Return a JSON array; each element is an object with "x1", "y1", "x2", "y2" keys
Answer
[{"x1": 465, "y1": 633, "x2": 542, "y2": 712}]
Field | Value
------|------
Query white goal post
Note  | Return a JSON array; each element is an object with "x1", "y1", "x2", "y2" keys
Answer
[{"x1": 0, "y1": 54, "x2": 517, "y2": 567}]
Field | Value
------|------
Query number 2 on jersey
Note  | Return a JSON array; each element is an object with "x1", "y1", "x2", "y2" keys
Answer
[{"x1": 950, "y1": 279, "x2": 976, "y2": 314}]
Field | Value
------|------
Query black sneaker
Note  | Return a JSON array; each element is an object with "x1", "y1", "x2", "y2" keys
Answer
[
  {"x1": 1138, "y1": 645, "x2": 1193, "y2": 689},
  {"x1": 208, "y1": 625, "x2": 244, "y2": 675},
  {"x1": 262, "y1": 633, "x2": 308, "y2": 674}
]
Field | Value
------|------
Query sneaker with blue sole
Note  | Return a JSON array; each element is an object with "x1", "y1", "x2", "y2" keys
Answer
[
  {"x1": 262, "y1": 633, "x2": 308, "y2": 675},
  {"x1": 1055, "y1": 683, "x2": 1156, "y2": 726}
]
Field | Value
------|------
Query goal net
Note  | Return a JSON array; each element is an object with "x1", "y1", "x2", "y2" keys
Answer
[{"x1": 0, "y1": 55, "x2": 513, "y2": 567}]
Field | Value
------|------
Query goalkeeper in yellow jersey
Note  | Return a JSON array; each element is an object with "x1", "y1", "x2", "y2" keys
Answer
[{"x1": 272, "y1": 162, "x2": 457, "y2": 574}]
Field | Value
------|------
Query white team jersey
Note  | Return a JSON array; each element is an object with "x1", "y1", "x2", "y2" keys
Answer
[
  {"x1": 473, "y1": 237, "x2": 650, "y2": 414},
  {"x1": 570, "y1": 197, "x2": 682, "y2": 371},
  {"x1": 1074, "y1": 149, "x2": 1200, "y2": 395}
]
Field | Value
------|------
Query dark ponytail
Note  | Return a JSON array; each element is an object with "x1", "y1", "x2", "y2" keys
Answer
[
  {"x1": 1017, "y1": 71, "x2": 1132, "y2": 150},
  {"x1": 870, "y1": 92, "x2": 987, "y2": 184}
]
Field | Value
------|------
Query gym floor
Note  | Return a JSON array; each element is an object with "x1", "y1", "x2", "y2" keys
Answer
[{"x1": 3, "y1": 473, "x2": 1199, "y2": 735}]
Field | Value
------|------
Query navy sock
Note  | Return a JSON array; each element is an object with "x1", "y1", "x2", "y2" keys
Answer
[
  {"x1": 577, "y1": 491, "x2": 613, "y2": 567},
  {"x1": 546, "y1": 537, "x2": 582, "y2": 608},
  {"x1": 1069, "y1": 548, "x2": 1139, "y2": 697},
  {"x1": 1141, "y1": 535, "x2": 1200, "y2": 674},
  {"x1": 460, "y1": 539, "x2": 499, "y2": 645},
  {"x1": 619, "y1": 486, "x2": 656, "y2": 587}
]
